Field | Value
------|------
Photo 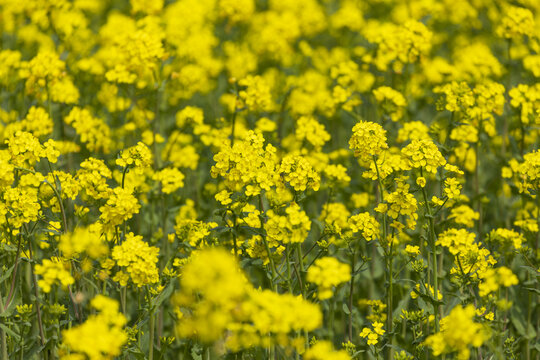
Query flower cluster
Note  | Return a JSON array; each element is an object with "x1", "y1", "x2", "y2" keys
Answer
[
  {"x1": 307, "y1": 257, "x2": 351, "y2": 300},
  {"x1": 265, "y1": 203, "x2": 311, "y2": 244},
  {"x1": 111, "y1": 233, "x2": 160, "y2": 287},
  {"x1": 425, "y1": 305, "x2": 489, "y2": 359},
  {"x1": 349, "y1": 121, "x2": 388, "y2": 163},
  {"x1": 61, "y1": 295, "x2": 127, "y2": 360},
  {"x1": 35, "y1": 258, "x2": 74, "y2": 293},
  {"x1": 348, "y1": 212, "x2": 380, "y2": 241},
  {"x1": 0, "y1": 1, "x2": 538, "y2": 359},
  {"x1": 360, "y1": 322, "x2": 385, "y2": 346}
]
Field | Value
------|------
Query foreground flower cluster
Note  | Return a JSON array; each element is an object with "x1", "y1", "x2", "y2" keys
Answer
[{"x1": 0, "y1": 0, "x2": 538, "y2": 359}]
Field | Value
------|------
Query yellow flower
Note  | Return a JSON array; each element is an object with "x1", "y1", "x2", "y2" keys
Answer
[
  {"x1": 401, "y1": 139, "x2": 446, "y2": 174},
  {"x1": 348, "y1": 212, "x2": 380, "y2": 241},
  {"x1": 295, "y1": 115, "x2": 331, "y2": 150},
  {"x1": 265, "y1": 202, "x2": 311, "y2": 244},
  {"x1": 59, "y1": 223, "x2": 108, "y2": 260},
  {"x1": 444, "y1": 178, "x2": 462, "y2": 199},
  {"x1": 215, "y1": 189, "x2": 233, "y2": 206},
  {"x1": 116, "y1": 141, "x2": 153, "y2": 173},
  {"x1": 237, "y1": 75, "x2": 273, "y2": 112},
  {"x1": 373, "y1": 86, "x2": 407, "y2": 121},
  {"x1": 112, "y1": 233, "x2": 160, "y2": 287},
  {"x1": 61, "y1": 295, "x2": 127, "y2": 360},
  {"x1": 99, "y1": 187, "x2": 141, "y2": 231},
  {"x1": 405, "y1": 245, "x2": 420, "y2": 256},
  {"x1": 496, "y1": 6, "x2": 535, "y2": 39},
  {"x1": 35, "y1": 258, "x2": 74, "y2": 293},
  {"x1": 425, "y1": 305, "x2": 489, "y2": 359},
  {"x1": 304, "y1": 341, "x2": 350, "y2": 360},
  {"x1": 153, "y1": 167, "x2": 185, "y2": 194},
  {"x1": 279, "y1": 155, "x2": 320, "y2": 192},
  {"x1": 307, "y1": 257, "x2": 351, "y2": 300},
  {"x1": 478, "y1": 266, "x2": 519, "y2": 297},
  {"x1": 349, "y1": 121, "x2": 388, "y2": 163},
  {"x1": 360, "y1": 322, "x2": 385, "y2": 345}
]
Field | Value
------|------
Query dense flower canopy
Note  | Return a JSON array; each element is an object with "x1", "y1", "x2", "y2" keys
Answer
[{"x1": 0, "y1": 0, "x2": 538, "y2": 359}]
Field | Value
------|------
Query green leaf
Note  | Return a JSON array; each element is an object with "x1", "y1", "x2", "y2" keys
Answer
[
  {"x1": 342, "y1": 303, "x2": 350, "y2": 315},
  {"x1": 151, "y1": 281, "x2": 175, "y2": 310},
  {"x1": 191, "y1": 343, "x2": 203, "y2": 360},
  {"x1": 127, "y1": 348, "x2": 146, "y2": 360},
  {"x1": 524, "y1": 287, "x2": 540, "y2": 295},
  {"x1": 0, "y1": 293, "x2": 20, "y2": 318},
  {"x1": 0, "y1": 264, "x2": 15, "y2": 284},
  {"x1": 0, "y1": 323, "x2": 20, "y2": 342},
  {"x1": 392, "y1": 294, "x2": 410, "y2": 320},
  {"x1": 510, "y1": 306, "x2": 536, "y2": 339},
  {"x1": 25, "y1": 342, "x2": 47, "y2": 359}
]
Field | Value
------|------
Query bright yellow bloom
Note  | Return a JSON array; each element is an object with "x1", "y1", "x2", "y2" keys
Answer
[
  {"x1": 153, "y1": 167, "x2": 185, "y2": 194},
  {"x1": 35, "y1": 258, "x2": 74, "y2": 293},
  {"x1": 496, "y1": 6, "x2": 535, "y2": 39},
  {"x1": 349, "y1": 121, "x2": 388, "y2": 162},
  {"x1": 59, "y1": 223, "x2": 108, "y2": 260},
  {"x1": 425, "y1": 305, "x2": 489, "y2": 359},
  {"x1": 279, "y1": 155, "x2": 320, "y2": 192},
  {"x1": 304, "y1": 341, "x2": 350, "y2": 360},
  {"x1": 360, "y1": 321, "x2": 385, "y2": 345},
  {"x1": 478, "y1": 266, "x2": 518, "y2": 297},
  {"x1": 402, "y1": 139, "x2": 446, "y2": 174},
  {"x1": 348, "y1": 212, "x2": 380, "y2": 241},
  {"x1": 307, "y1": 257, "x2": 351, "y2": 300},
  {"x1": 61, "y1": 295, "x2": 127, "y2": 360},
  {"x1": 265, "y1": 202, "x2": 311, "y2": 244},
  {"x1": 373, "y1": 86, "x2": 407, "y2": 121},
  {"x1": 112, "y1": 233, "x2": 159, "y2": 287},
  {"x1": 99, "y1": 187, "x2": 141, "y2": 231}
]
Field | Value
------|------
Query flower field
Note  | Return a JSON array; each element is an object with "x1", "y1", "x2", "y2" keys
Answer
[{"x1": 0, "y1": 0, "x2": 539, "y2": 359}]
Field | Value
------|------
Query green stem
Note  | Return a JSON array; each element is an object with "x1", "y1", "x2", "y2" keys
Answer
[
  {"x1": 329, "y1": 297, "x2": 335, "y2": 342},
  {"x1": 295, "y1": 244, "x2": 309, "y2": 349},
  {"x1": 0, "y1": 295, "x2": 7, "y2": 360},
  {"x1": 263, "y1": 236, "x2": 278, "y2": 292},
  {"x1": 232, "y1": 212, "x2": 238, "y2": 259},
  {"x1": 348, "y1": 250, "x2": 356, "y2": 341},
  {"x1": 286, "y1": 244, "x2": 293, "y2": 293},
  {"x1": 121, "y1": 165, "x2": 129, "y2": 189},
  {"x1": 149, "y1": 309, "x2": 155, "y2": 360},
  {"x1": 18, "y1": 327, "x2": 24, "y2": 360},
  {"x1": 474, "y1": 134, "x2": 482, "y2": 239},
  {"x1": 120, "y1": 286, "x2": 127, "y2": 315},
  {"x1": 420, "y1": 168, "x2": 439, "y2": 333},
  {"x1": 28, "y1": 243, "x2": 46, "y2": 348},
  {"x1": 5, "y1": 235, "x2": 22, "y2": 308},
  {"x1": 502, "y1": 38, "x2": 512, "y2": 158},
  {"x1": 230, "y1": 107, "x2": 238, "y2": 147}
]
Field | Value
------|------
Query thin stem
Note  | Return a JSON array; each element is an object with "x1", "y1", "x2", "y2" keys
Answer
[
  {"x1": 120, "y1": 286, "x2": 127, "y2": 315},
  {"x1": 121, "y1": 165, "x2": 129, "y2": 189},
  {"x1": 262, "y1": 236, "x2": 278, "y2": 292},
  {"x1": 285, "y1": 244, "x2": 293, "y2": 293},
  {"x1": 329, "y1": 296, "x2": 335, "y2": 342},
  {"x1": 420, "y1": 168, "x2": 439, "y2": 333},
  {"x1": 474, "y1": 132, "x2": 483, "y2": 239},
  {"x1": 232, "y1": 212, "x2": 238, "y2": 259},
  {"x1": 0, "y1": 295, "x2": 7, "y2": 360},
  {"x1": 348, "y1": 250, "x2": 356, "y2": 341},
  {"x1": 295, "y1": 243, "x2": 309, "y2": 349},
  {"x1": 502, "y1": 38, "x2": 512, "y2": 158},
  {"x1": 28, "y1": 244, "x2": 46, "y2": 347},
  {"x1": 230, "y1": 108, "x2": 238, "y2": 147},
  {"x1": 149, "y1": 308, "x2": 155, "y2": 360},
  {"x1": 5, "y1": 235, "x2": 22, "y2": 308}
]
